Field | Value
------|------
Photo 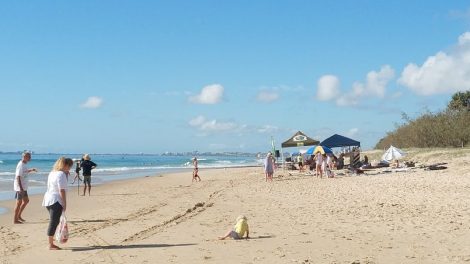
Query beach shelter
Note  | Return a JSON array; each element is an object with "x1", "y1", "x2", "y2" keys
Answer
[
  {"x1": 320, "y1": 134, "x2": 360, "y2": 148},
  {"x1": 281, "y1": 131, "x2": 319, "y2": 148},
  {"x1": 381, "y1": 145, "x2": 406, "y2": 161}
]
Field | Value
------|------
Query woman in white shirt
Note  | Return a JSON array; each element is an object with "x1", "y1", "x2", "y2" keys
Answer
[{"x1": 42, "y1": 157, "x2": 73, "y2": 250}]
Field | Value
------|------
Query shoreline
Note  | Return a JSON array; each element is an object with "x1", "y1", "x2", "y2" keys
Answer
[
  {"x1": 0, "y1": 165, "x2": 262, "y2": 213},
  {"x1": 1, "y1": 149, "x2": 470, "y2": 263}
]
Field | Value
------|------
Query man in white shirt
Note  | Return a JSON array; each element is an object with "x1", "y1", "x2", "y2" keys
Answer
[{"x1": 14, "y1": 152, "x2": 37, "y2": 224}]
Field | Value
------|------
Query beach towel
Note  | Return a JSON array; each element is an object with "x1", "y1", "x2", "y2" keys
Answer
[{"x1": 55, "y1": 214, "x2": 69, "y2": 243}]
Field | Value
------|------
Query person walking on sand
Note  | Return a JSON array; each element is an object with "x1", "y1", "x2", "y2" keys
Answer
[
  {"x1": 13, "y1": 152, "x2": 38, "y2": 224},
  {"x1": 80, "y1": 154, "x2": 97, "y2": 196},
  {"x1": 218, "y1": 215, "x2": 250, "y2": 240},
  {"x1": 42, "y1": 157, "x2": 73, "y2": 250},
  {"x1": 192, "y1": 157, "x2": 201, "y2": 182},
  {"x1": 264, "y1": 152, "x2": 274, "y2": 182}
]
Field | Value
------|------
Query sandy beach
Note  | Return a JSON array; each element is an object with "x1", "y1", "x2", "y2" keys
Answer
[{"x1": 1, "y1": 148, "x2": 470, "y2": 263}]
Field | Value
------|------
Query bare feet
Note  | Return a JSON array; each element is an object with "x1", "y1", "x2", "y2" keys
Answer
[
  {"x1": 14, "y1": 221, "x2": 23, "y2": 224},
  {"x1": 18, "y1": 217, "x2": 25, "y2": 222},
  {"x1": 218, "y1": 237, "x2": 226, "y2": 240},
  {"x1": 49, "y1": 244, "x2": 61, "y2": 250}
]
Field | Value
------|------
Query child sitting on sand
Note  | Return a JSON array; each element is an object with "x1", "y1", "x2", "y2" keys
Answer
[{"x1": 218, "y1": 215, "x2": 250, "y2": 240}]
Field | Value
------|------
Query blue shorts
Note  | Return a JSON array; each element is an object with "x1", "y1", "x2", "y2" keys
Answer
[{"x1": 15, "y1": 191, "x2": 28, "y2": 200}]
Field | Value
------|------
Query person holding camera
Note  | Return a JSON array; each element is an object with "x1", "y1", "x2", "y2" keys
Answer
[{"x1": 80, "y1": 154, "x2": 97, "y2": 196}]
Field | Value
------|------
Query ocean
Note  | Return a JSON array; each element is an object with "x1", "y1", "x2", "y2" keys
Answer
[{"x1": 0, "y1": 153, "x2": 262, "y2": 202}]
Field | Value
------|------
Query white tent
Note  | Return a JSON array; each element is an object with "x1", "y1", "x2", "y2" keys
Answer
[{"x1": 381, "y1": 145, "x2": 406, "y2": 161}]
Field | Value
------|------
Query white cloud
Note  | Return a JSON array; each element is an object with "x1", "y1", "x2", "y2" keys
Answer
[
  {"x1": 256, "y1": 125, "x2": 279, "y2": 134},
  {"x1": 362, "y1": 65, "x2": 395, "y2": 98},
  {"x1": 316, "y1": 75, "x2": 340, "y2": 101},
  {"x1": 335, "y1": 93, "x2": 358, "y2": 106},
  {"x1": 188, "y1": 116, "x2": 237, "y2": 132},
  {"x1": 335, "y1": 65, "x2": 395, "y2": 106},
  {"x1": 398, "y1": 32, "x2": 470, "y2": 95},
  {"x1": 189, "y1": 84, "x2": 224, "y2": 104},
  {"x1": 189, "y1": 116, "x2": 282, "y2": 137},
  {"x1": 188, "y1": 115, "x2": 206, "y2": 126},
  {"x1": 346, "y1": 128, "x2": 359, "y2": 137},
  {"x1": 80, "y1": 96, "x2": 103, "y2": 109},
  {"x1": 257, "y1": 90, "x2": 279, "y2": 103}
]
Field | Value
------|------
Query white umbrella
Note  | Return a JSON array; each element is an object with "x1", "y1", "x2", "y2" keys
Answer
[{"x1": 381, "y1": 145, "x2": 406, "y2": 161}]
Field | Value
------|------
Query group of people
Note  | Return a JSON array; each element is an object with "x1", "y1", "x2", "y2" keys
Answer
[
  {"x1": 13, "y1": 152, "x2": 252, "y2": 250},
  {"x1": 263, "y1": 151, "x2": 348, "y2": 180},
  {"x1": 13, "y1": 152, "x2": 97, "y2": 250}
]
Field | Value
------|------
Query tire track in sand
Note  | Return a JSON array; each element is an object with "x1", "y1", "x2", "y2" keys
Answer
[{"x1": 121, "y1": 189, "x2": 222, "y2": 243}]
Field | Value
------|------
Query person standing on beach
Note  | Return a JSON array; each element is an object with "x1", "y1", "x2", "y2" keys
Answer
[
  {"x1": 315, "y1": 152, "x2": 323, "y2": 178},
  {"x1": 264, "y1": 152, "x2": 274, "y2": 182},
  {"x1": 80, "y1": 154, "x2": 97, "y2": 196},
  {"x1": 13, "y1": 152, "x2": 38, "y2": 224},
  {"x1": 297, "y1": 154, "x2": 304, "y2": 172},
  {"x1": 42, "y1": 157, "x2": 73, "y2": 250},
  {"x1": 192, "y1": 157, "x2": 201, "y2": 182}
]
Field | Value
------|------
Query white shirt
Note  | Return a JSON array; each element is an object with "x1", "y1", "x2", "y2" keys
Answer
[
  {"x1": 316, "y1": 153, "x2": 323, "y2": 165},
  {"x1": 326, "y1": 155, "x2": 332, "y2": 165},
  {"x1": 14, "y1": 161, "x2": 29, "y2": 191},
  {"x1": 42, "y1": 171, "x2": 68, "y2": 207}
]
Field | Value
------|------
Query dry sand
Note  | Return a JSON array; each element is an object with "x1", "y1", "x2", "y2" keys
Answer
[{"x1": 1, "y1": 148, "x2": 470, "y2": 263}]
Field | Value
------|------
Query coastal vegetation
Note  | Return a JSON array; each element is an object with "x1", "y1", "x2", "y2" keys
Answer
[{"x1": 375, "y1": 91, "x2": 470, "y2": 149}]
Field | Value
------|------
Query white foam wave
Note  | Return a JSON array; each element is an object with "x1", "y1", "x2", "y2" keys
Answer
[
  {"x1": 0, "y1": 160, "x2": 3, "y2": 164},
  {"x1": 28, "y1": 180, "x2": 46, "y2": 185},
  {"x1": 215, "y1": 160, "x2": 233, "y2": 164},
  {"x1": 0, "y1": 178, "x2": 13, "y2": 182},
  {"x1": 93, "y1": 163, "x2": 259, "y2": 173},
  {"x1": 0, "y1": 172, "x2": 14, "y2": 176},
  {"x1": 94, "y1": 166, "x2": 187, "y2": 173}
]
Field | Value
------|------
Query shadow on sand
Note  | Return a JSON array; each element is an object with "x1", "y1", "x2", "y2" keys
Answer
[
  {"x1": 69, "y1": 243, "x2": 197, "y2": 252},
  {"x1": 251, "y1": 235, "x2": 275, "y2": 239}
]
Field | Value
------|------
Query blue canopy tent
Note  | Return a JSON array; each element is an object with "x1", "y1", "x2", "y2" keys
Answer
[{"x1": 320, "y1": 134, "x2": 360, "y2": 148}]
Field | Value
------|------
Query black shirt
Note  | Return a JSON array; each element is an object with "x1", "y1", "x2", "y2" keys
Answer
[{"x1": 80, "y1": 160, "x2": 97, "y2": 176}]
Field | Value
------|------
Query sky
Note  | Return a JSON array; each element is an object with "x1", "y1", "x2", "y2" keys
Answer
[{"x1": 1, "y1": 1, "x2": 470, "y2": 154}]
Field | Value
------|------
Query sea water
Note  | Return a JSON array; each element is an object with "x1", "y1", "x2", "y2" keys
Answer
[{"x1": 0, "y1": 153, "x2": 261, "y2": 202}]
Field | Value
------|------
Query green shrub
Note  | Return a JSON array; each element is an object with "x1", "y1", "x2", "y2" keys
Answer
[{"x1": 375, "y1": 92, "x2": 470, "y2": 149}]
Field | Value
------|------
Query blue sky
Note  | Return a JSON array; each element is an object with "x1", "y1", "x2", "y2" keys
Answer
[{"x1": 1, "y1": 1, "x2": 469, "y2": 153}]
